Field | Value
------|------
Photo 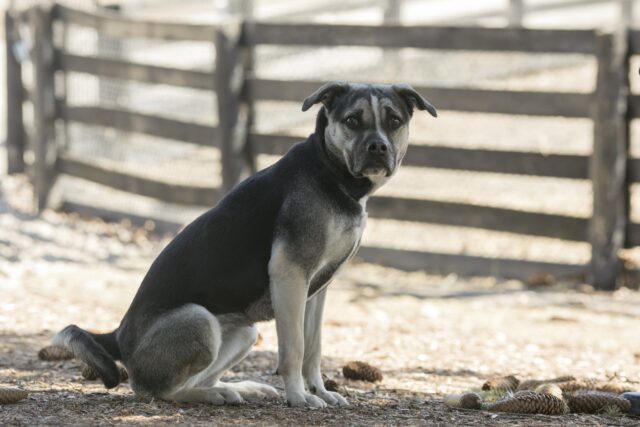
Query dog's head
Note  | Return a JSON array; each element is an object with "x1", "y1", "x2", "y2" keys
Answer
[{"x1": 302, "y1": 81, "x2": 436, "y2": 184}]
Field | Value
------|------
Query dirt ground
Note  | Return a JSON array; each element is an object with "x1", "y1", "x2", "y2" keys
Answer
[{"x1": 2, "y1": 176, "x2": 640, "y2": 426}]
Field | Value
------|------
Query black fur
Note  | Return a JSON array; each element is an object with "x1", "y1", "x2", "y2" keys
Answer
[
  {"x1": 58, "y1": 325, "x2": 121, "y2": 388},
  {"x1": 92, "y1": 331, "x2": 121, "y2": 360}
]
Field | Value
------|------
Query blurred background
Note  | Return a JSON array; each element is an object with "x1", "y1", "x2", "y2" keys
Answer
[
  {"x1": 3, "y1": 0, "x2": 639, "y2": 276},
  {"x1": 2, "y1": 1, "x2": 640, "y2": 425}
]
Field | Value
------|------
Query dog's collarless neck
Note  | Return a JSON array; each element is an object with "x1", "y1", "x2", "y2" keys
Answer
[{"x1": 311, "y1": 109, "x2": 373, "y2": 201}]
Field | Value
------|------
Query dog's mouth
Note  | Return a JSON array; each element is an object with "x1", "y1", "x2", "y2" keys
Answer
[
  {"x1": 341, "y1": 149, "x2": 394, "y2": 180},
  {"x1": 359, "y1": 166, "x2": 390, "y2": 178},
  {"x1": 354, "y1": 164, "x2": 393, "y2": 179}
]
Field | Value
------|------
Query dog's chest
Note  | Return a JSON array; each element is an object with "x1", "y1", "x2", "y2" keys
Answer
[
  {"x1": 307, "y1": 206, "x2": 367, "y2": 297},
  {"x1": 244, "y1": 205, "x2": 367, "y2": 323}
]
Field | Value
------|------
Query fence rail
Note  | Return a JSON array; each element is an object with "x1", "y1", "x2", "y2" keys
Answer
[
  {"x1": 358, "y1": 246, "x2": 585, "y2": 280},
  {"x1": 250, "y1": 133, "x2": 590, "y2": 179},
  {"x1": 249, "y1": 78, "x2": 592, "y2": 118},
  {"x1": 54, "y1": 4, "x2": 217, "y2": 41},
  {"x1": 367, "y1": 197, "x2": 588, "y2": 242},
  {"x1": 248, "y1": 22, "x2": 597, "y2": 53},
  {"x1": 56, "y1": 52, "x2": 215, "y2": 91},
  {"x1": 57, "y1": 103, "x2": 219, "y2": 146},
  {"x1": 58, "y1": 156, "x2": 220, "y2": 206},
  {"x1": 6, "y1": 3, "x2": 639, "y2": 289}
]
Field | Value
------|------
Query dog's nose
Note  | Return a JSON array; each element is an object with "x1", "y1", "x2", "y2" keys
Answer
[{"x1": 366, "y1": 140, "x2": 389, "y2": 155}]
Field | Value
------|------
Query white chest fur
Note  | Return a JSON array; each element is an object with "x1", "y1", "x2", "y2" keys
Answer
[
  {"x1": 308, "y1": 197, "x2": 368, "y2": 296},
  {"x1": 324, "y1": 212, "x2": 366, "y2": 262}
]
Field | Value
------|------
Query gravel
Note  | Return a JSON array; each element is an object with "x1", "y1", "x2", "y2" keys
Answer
[{"x1": 2, "y1": 174, "x2": 640, "y2": 426}]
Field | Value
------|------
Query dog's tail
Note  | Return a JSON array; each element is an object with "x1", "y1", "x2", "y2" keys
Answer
[{"x1": 53, "y1": 325, "x2": 121, "y2": 389}]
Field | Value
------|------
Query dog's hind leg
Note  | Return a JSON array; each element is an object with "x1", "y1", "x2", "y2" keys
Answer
[
  {"x1": 126, "y1": 306, "x2": 277, "y2": 404},
  {"x1": 126, "y1": 304, "x2": 240, "y2": 404},
  {"x1": 187, "y1": 315, "x2": 280, "y2": 402}
]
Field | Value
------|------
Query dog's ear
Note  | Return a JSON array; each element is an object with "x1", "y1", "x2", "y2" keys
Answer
[
  {"x1": 302, "y1": 81, "x2": 349, "y2": 112},
  {"x1": 392, "y1": 83, "x2": 437, "y2": 118}
]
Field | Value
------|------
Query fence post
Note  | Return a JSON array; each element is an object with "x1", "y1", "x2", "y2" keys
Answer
[
  {"x1": 241, "y1": 20, "x2": 257, "y2": 176},
  {"x1": 508, "y1": 0, "x2": 524, "y2": 27},
  {"x1": 589, "y1": 30, "x2": 629, "y2": 290},
  {"x1": 5, "y1": 10, "x2": 25, "y2": 174},
  {"x1": 384, "y1": 0, "x2": 401, "y2": 23},
  {"x1": 215, "y1": 22, "x2": 253, "y2": 194},
  {"x1": 30, "y1": 5, "x2": 56, "y2": 212},
  {"x1": 383, "y1": 0, "x2": 402, "y2": 74},
  {"x1": 620, "y1": 0, "x2": 634, "y2": 28},
  {"x1": 97, "y1": 4, "x2": 124, "y2": 125}
]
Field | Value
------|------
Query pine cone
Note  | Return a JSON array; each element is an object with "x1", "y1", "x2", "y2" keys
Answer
[
  {"x1": 534, "y1": 384, "x2": 564, "y2": 399},
  {"x1": 0, "y1": 388, "x2": 28, "y2": 404},
  {"x1": 556, "y1": 379, "x2": 633, "y2": 394},
  {"x1": 595, "y1": 382, "x2": 634, "y2": 394},
  {"x1": 566, "y1": 392, "x2": 631, "y2": 414},
  {"x1": 342, "y1": 361, "x2": 383, "y2": 382},
  {"x1": 557, "y1": 379, "x2": 598, "y2": 393},
  {"x1": 482, "y1": 375, "x2": 519, "y2": 392},
  {"x1": 81, "y1": 364, "x2": 98, "y2": 381},
  {"x1": 324, "y1": 378, "x2": 339, "y2": 392},
  {"x1": 444, "y1": 392, "x2": 483, "y2": 410},
  {"x1": 487, "y1": 392, "x2": 569, "y2": 415},
  {"x1": 38, "y1": 345, "x2": 73, "y2": 361},
  {"x1": 517, "y1": 376, "x2": 576, "y2": 391}
]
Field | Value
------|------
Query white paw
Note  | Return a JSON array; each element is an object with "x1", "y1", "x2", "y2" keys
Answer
[
  {"x1": 253, "y1": 383, "x2": 280, "y2": 400},
  {"x1": 221, "y1": 381, "x2": 280, "y2": 401},
  {"x1": 201, "y1": 390, "x2": 226, "y2": 405},
  {"x1": 286, "y1": 391, "x2": 327, "y2": 408},
  {"x1": 314, "y1": 389, "x2": 349, "y2": 406},
  {"x1": 210, "y1": 386, "x2": 245, "y2": 405}
]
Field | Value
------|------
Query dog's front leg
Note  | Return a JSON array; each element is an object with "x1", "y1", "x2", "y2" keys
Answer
[
  {"x1": 270, "y1": 246, "x2": 326, "y2": 408},
  {"x1": 303, "y1": 288, "x2": 348, "y2": 406}
]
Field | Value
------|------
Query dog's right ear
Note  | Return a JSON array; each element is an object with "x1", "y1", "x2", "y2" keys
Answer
[{"x1": 302, "y1": 81, "x2": 349, "y2": 112}]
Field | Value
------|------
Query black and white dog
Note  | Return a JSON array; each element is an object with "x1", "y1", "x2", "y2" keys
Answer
[{"x1": 53, "y1": 81, "x2": 436, "y2": 408}]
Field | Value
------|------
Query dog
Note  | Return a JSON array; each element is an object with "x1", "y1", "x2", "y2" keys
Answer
[{"x1": 52, "y1": 81, "x2": 436, "y2": 408}]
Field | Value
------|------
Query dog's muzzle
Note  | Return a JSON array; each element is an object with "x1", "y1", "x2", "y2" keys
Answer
[{"x1": 353, "y1": 139, "x2": 394, "y2": 178}]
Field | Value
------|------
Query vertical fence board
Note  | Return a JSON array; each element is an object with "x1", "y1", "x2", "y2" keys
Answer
[
  {"x1": 383, "y1": 0, "x2": 402, "y2": 74},
  {"x1": 30, "y1": 6, "x2": 56, "y2": 212},
  {"x1": 215, "y1": 23, "x2": 252, "y2": 193},
  {"x1": 589, "y1": 30, "x2": 629, "y2": 290},
  {"x1": 241, "y1": 21, "x2": 257, "y2": 175},
  {"x1": 620, "y1": 0, "x2": 634, "y2": 28},
  {"x1": 5, "y1": 11, "x2": 25, "y2": 174},
  {"x1": 508, "y1": 0, "x2": 525, "y2": 27},
  {"x1": 96, "y1": 4, "x2": 124, "y2": 152}
]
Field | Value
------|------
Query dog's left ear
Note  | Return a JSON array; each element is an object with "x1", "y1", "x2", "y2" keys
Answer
[
  {"x1": 302, "y1": 81, "x2": 350, "y2": 112},
  {"x1": 392, "y1": 83, "x2": 437, "y2": 118}
]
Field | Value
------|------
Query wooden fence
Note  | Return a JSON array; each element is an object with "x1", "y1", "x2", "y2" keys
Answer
[{"x1": 4, "y1": 4, "x2": 636, "y2": 290}]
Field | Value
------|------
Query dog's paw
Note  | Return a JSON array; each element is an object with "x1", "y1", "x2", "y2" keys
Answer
[
  {"x1": 209, "y1": 387, "x2": 245, "y2": 405},
  {"x1": 314, "y1": 389, "x2": 348, "y2": 406},
  {"x1": 286, "y1": 391, "x2": 327, "y2": 408},
  {"x1": 220, "y1": 381, "x2": 280, "y2": 402}
]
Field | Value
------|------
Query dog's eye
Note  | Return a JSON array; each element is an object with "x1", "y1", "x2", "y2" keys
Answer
[
  {"x1": 344, "y1": 116, "x2": 360, "y2": 129},
  {"x1": 389, "y1": 117, "x2": 402, "y2": 130}
]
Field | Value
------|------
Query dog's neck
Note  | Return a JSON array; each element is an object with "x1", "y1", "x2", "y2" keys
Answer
[{"x1": 311, "y1": 109, "x2": 374, "y2": 202}]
